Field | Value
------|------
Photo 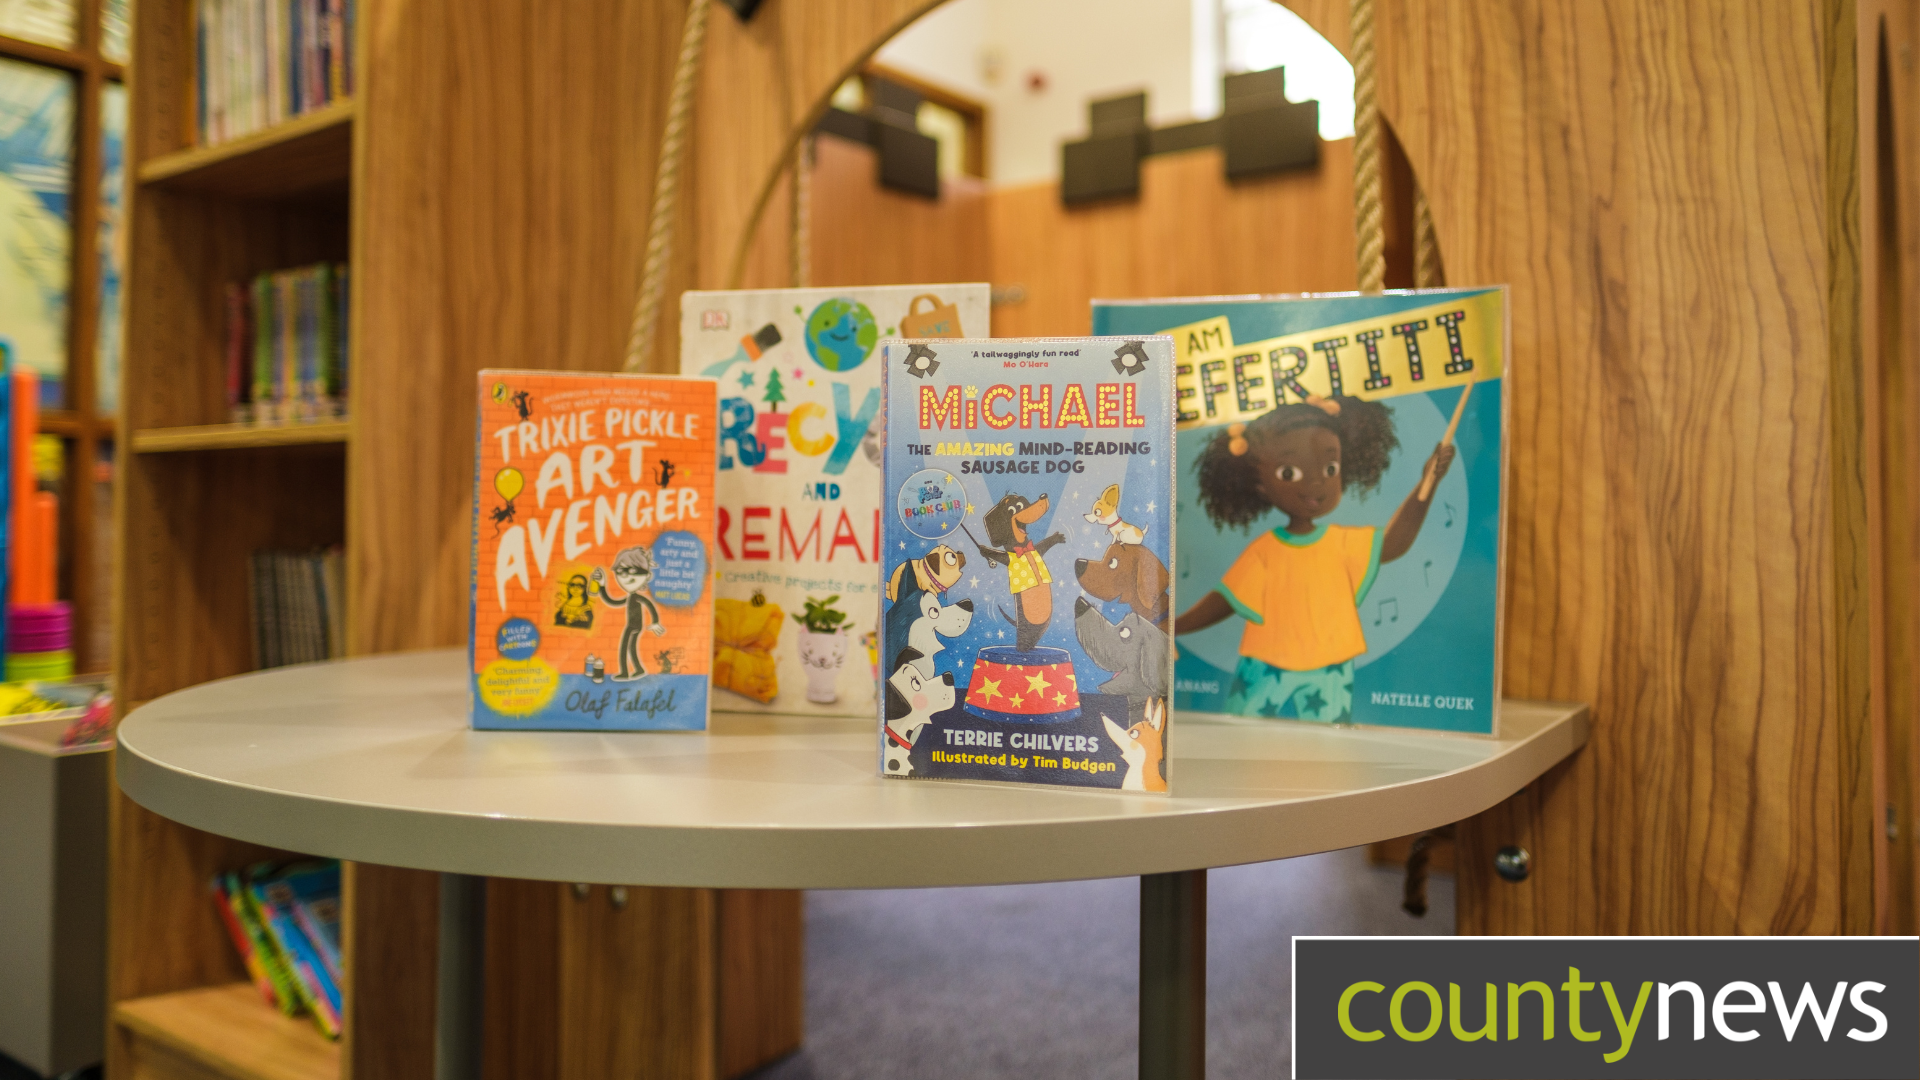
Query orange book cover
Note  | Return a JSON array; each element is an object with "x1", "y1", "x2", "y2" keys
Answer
[{"x1": 471, "y1": 370, "x2": 718, "y2": 730}]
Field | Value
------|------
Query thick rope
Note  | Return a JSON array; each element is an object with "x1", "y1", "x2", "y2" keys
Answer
[
  {"x1": 624, "y1": 0, "x2": 711, "y2": 373},
  {"x1": 791, "y1": 137, "x2": 811, "y2": 288},
  {"x1": 1413, "y1": 185, "x2": 1443, "y2": 288},
  {"x1": 727, "y1": 0, "x2": 950, "y2": 289},
  {"x1": 1350, "y1": 0, "x2": 1385, "y2": 294}
]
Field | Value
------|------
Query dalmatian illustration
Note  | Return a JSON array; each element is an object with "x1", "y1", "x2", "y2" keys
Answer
[{"x1": 883, "y1": 648, "x2": 954, "y2": 777}]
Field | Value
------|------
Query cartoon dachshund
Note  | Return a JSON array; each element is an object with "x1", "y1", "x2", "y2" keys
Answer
[{"x1": 972, "y1": 492, "x2": 1065, "y2": 651}]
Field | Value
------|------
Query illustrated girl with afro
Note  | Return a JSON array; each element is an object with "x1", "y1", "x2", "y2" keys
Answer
[{"x1": 1173, "y1": 395, "x2": 1454, "y2": 722}]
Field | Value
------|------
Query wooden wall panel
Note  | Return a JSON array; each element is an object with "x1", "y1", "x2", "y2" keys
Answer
[
  {"x1": 557, "y1": 886, "x2": 716, "y2": 1080},
  {"x1": 693, "y1": 0, "x2": 942, "y2": 291},
  {"x1": 351, "y1": 0, "x2": 694, "y2": 655},
  {"x1": 341, "y1": 864, "x2": 439, "y2": 1080},
  {"x1": 1861, "y1": 0, "x2": 1920, "y2": 933},
  {"x1": 988, "y1": 143, "x2": 1358, "y2": 337},
  {"x1": 350, "y1": 6, "x2": 806, "y2": 1079},
  {"x1": 479, "y1": 880, "x2": 562, "y2": 1080},
  {"x1": 1335, "y1": 0, "x2": 1880, "y2": 934},
  {"x1": 715, "y1": 890, "x2": 805, "y2": 1079},
  {"x1": 808, "y1": 136, "x2": 990, "y2": 289}
]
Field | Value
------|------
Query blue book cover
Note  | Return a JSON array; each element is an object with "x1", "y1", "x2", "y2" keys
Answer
[
  {"x1": 1092, "y1": 289, "x2": 1508, "y2": 735},
  {"x1": 879, "y1": 337, "x2": 1176, "y2": 792}
]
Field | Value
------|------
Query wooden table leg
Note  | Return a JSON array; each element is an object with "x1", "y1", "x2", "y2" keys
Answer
[
  {"x1": 436, "y1": 872, "x2": 487, "y2": 1080},
  {"x1": 1139, "y1": 869, "x2": 1206, "y2": 1080}
]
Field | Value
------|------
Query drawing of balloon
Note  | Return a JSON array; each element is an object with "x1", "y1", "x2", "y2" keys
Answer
[
  {"x1": 494, "y1": 467, "x2": 524, "y2": 502},
  {"x1": 491, "y1": 382, "x2": 509, "y2": 402}
]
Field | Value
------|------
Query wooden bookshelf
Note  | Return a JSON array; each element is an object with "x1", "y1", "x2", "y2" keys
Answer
[
  {"x1": 111, "y1": 2, "x2": 359, "y2": 1078},
  {"x1": 112, "y1": 2, "x2": 801, "y2": 1079},
  {"x1": 112, "y1": 984, "x2": 338, "y2": 1080},
  {"x1": 131, "y1": 422, "x2": 352, "y2": 454},
  {"x1": 138, "y1": 100, "x2": 355, "y2": 199}
]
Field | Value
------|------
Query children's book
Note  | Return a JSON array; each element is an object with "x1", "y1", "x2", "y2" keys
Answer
[
  {"x1": 223, "y1": 870, "x2": 304, "y2": 1016},
  {"x1": 679, "y1": 284, "x2": 989, "y2": 718},
  {"x1": 210, "y1": 873, "x2": 277, "y2": 1009},
  {"x1": 470, "y1": 370, "x2": 718, "y2": 731},
  {"x1": 1092, "y1": 289, "x2": 1508, "y2": 735},
  {"x1": 281, "y1": 860, "x2": 342, "y2": 985},
  {"x1": 878, "y1": 337, "x2": 1177, "y2": 792},
  {"x1": 252, "y1": 866, "x2": 341, "y2": 1036}
]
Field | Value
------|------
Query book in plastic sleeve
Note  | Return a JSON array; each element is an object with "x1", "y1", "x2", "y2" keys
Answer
[
  {"x1": 679, "y1": 284, "x2": 989, "y2": 717},
  {"x1": 1092, "y1": 289, "x2": 1508, "y2": 734},
  {"x1": 470, "y1": 370, "x2": 718, "y2": 730},
  {"x1": 878, "y1": 337, "x2": 1176, "y2": 792}
]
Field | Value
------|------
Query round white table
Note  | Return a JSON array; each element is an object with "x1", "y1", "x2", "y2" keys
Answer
[{"x1": 117, "y1": 649, "x2": 1588, "y2": 1080}]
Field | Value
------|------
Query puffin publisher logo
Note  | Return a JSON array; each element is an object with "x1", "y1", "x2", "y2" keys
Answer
[{"x1": 1292, "y1": 936, "x2": 1918, "y2": 1079}]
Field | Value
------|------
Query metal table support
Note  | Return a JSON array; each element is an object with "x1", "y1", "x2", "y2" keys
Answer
[
  {"x1": 1140, "y1": 868, "x2": 1206, "y2": 1080},
  {"x1": 436, "y1": 872, "x2": 487, "y2": 1080}
]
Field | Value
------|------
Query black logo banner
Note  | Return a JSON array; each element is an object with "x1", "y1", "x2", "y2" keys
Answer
[{"x1": 1293, "y1": 936, "x2": 1917, "y2": 1079}]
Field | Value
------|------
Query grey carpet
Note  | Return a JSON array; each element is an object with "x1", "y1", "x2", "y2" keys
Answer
[{"x1": 750, "y1": 846, "x2": 1453, "y2": 1079}]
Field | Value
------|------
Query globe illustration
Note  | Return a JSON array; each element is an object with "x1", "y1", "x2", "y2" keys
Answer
[{"x1": 804, "y1": 298, "x2": 879, "y2": 372}]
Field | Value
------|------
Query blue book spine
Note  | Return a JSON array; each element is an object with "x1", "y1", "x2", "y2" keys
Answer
[
  {"x1": 344, "y1": 0, "x2": 355, "y2": 94},
  {"x1": 299, "y1": 269, "x2": 317, "y2": 415},
  {"x1": 196, "y1": 2, "x2": 208, "y2": 142},
  {"x1": 335, "y1": 264, "x2": 349, "y2": 410},
  {"x1": 317, "y1": 0, "x2": 331, "y2": 104},
  {"x1": 288, "y1": 0, "x2": 302, "y2": 114}
]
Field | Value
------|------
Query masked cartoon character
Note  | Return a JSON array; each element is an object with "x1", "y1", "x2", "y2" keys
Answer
[{"x1": 592, "y1": 546, "x2": 668, "y2": 680}]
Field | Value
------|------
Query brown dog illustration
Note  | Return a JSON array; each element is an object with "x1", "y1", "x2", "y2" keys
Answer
[
  {"x1": 972, "y1": 492, "x2": 1064, "y2": 651},
  {"x1": 1075, "y1": 541, "x2": 1170, "y2": 627}
]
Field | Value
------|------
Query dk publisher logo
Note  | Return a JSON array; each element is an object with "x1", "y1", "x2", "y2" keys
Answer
[{"x1": 1292, "y1": 936, "x2": 1917, "y2": 1079}]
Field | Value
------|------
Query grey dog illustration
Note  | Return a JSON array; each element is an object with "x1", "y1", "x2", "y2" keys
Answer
[{"x1": 1072, "y1": 597, "x2": 1169, "y2": 724}]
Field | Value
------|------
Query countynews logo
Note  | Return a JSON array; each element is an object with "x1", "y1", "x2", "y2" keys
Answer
[{"x1": 1291, "y1": 936, "x2": 1917, "y2": 1079}]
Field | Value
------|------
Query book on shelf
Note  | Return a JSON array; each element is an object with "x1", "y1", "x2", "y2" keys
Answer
[
  {"x1": 248, "y1": 547, "x2": 344, "y2": 670},
  {"x1": 1091, "y1": 288, "x2": 1510, "y2": 735},
  {"x1": 214, "y1": 870, "x2": 303, "y2": 1017},
  {"x1": 209, "y1": 860, "x2": 343, "y2": 1039},
  {"x1": 677, "y1": 284, "x2": 989, "y2": 717},
  {"x1": 877, "y1": 337, "x2": 1177, "y2": 792},
  {"x1": 470, "y1": 371, "x2": 718, "y2": 730},
  {"x1": 228, "y1": 263, "x2": 349, "y2": 424},
  {"x1": 195, "y1": 0, "x2": 357, "y2": 146},
  {"x1": 253, "y1": 870, "x2": 340, "y2": 1035}
]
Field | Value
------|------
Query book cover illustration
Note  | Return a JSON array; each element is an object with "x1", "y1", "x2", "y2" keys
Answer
[
  {"x1": 679, "y1": 284, "x2": 989, "y2": 718},
  {"x1": 1092, "y1": 289, "x2": 1508, "y2": 735},
  {"x1": 879, "y1": 337, "x2": 1176, "y2": 792},
  {"x1": 470, "y1": 370, "x2": 717, "y2": 731}
]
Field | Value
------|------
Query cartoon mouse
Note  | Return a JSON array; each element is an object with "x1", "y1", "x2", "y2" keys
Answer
[{"x1": 971, "y1": 491, "x2": 1065, "y2": 651}]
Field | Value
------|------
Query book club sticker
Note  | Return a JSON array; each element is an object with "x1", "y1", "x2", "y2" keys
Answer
[{"x1": 897, "y1": 469, "x2": 970, "y2": 540}]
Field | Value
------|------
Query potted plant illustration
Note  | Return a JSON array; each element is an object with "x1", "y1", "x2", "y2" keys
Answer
[{"x1": 792, "y1": 595, "x2": 852, "y2": 703}]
